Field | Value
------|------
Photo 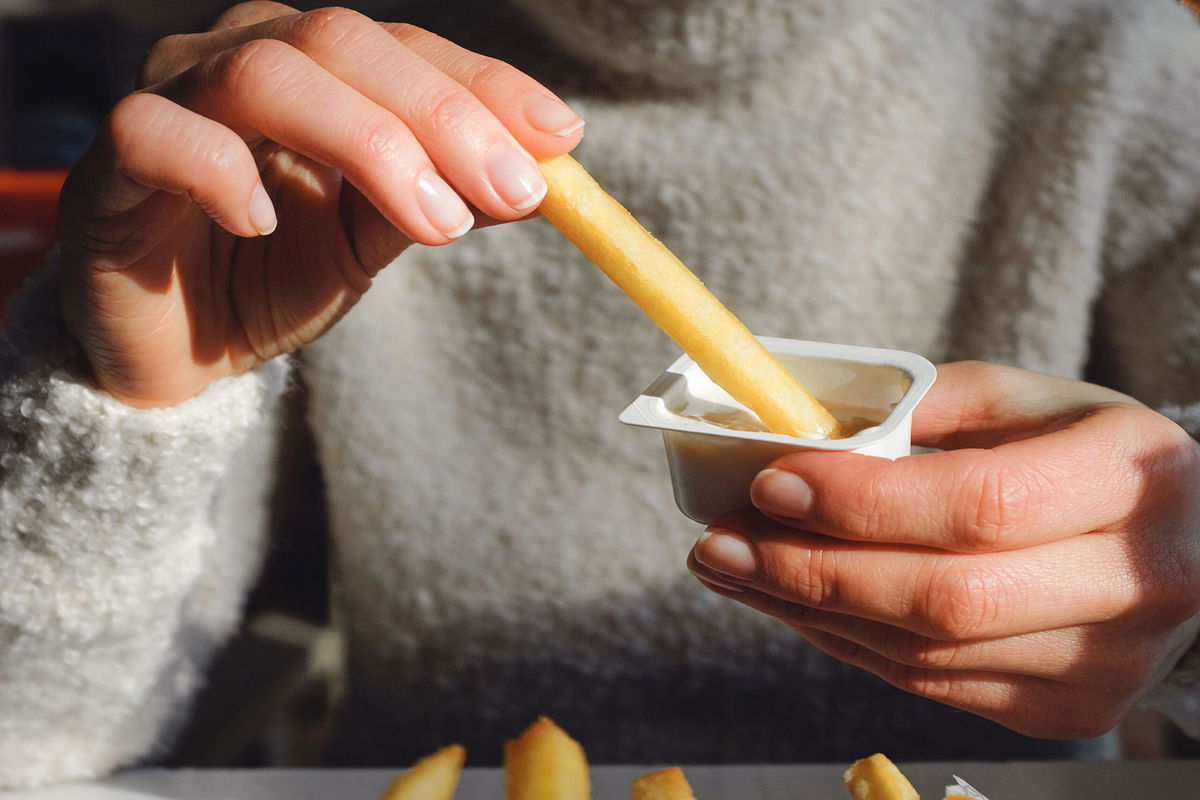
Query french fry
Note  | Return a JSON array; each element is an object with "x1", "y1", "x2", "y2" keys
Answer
[
  {"x1": 631, "y1": 766, "x2": 698, "y2": 800},
  {"x1": 538, "y1": 154, "x2": 844, "y2": 440},
  {"x1": 843, "y1": 753, "x2": 920, "y2": 800},
  {"x1": 504, "y1": 717, "x2": 591, "y2": 800},
  {"x1": 376, "y1": 744, "x2": 465, "y2": 800}
]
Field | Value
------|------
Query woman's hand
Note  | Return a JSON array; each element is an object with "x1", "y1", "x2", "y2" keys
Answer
[
  {"x1": 688, "y1": 361, "x2": 1200, "y2": 738},
  {"x1": 58, "y1": 1, "x2": 583, "y2": 408}
]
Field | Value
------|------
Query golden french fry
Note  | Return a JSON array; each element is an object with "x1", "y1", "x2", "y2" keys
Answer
[
  {"x1": 376, "y1": 744, "x2": 466, "y2": 800},
  {"x1": 538, "y1": 154, "x2": 843, "y2": 440},
  {"x1": 504, "y1": 717, "x2": 591, "y2": 800},
  {"x1": 631, "y1": 766, "x2": 698, "y2": 800},
  {"x1": 843, "y1": 753, "x2": 920, "y2": 800}
]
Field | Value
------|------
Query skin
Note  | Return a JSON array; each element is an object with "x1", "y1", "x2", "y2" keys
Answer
[
  {"x1": 58, "y1": 1, "x2": 584, "y2": 408},
  {"x1": 58, "y1": 3, "x2": 1200, "y2": 740},
  {"x1": 690, "y1": 361, "x2": 1200, "y2": 739}
]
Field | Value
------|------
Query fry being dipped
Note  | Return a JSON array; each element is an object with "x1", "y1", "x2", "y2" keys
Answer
[{"x1": 538, "y1": 155, "x2": 843, "y2": 440}]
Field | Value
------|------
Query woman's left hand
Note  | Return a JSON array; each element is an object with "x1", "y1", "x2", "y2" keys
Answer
[{"x1": 688, "y1": 361, "x2": 1200, "y2": 738}]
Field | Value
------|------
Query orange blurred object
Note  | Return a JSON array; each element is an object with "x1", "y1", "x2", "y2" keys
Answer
[{"x1": 0, "y1": 169, "x2": 67, "y2": 321}]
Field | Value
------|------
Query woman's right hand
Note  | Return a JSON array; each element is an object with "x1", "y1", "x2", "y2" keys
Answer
[{"x1": 57, "y1": 1, "x2": 584, "y2": 408}]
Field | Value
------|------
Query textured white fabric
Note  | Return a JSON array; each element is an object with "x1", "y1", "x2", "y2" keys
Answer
[
  {"x1": 3, "y1": 0, "x2": 1200, "y2": 786},
  {"x1": 0, "y1": 266, "x2": 290, "y2": 788}
]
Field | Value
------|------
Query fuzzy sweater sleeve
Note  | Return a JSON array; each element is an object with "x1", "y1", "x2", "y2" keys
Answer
[{"x1": 0, "y1": 264, "x2": 291, "y2": 789}]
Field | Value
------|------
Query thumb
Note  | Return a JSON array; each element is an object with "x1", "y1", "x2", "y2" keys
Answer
[{"x1": 749, "y1": 399, "x2": 1156, "y2": 552}]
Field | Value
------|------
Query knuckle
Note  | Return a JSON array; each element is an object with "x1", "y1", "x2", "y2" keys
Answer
[
  {"x1": 348, "y1": 113, "x2": 408, "y2": 167},
  {"x1": 107, "y1": 91, "x2": 156, "y2": 128},
  {"x1": 460, "y1": 54, "x2": 519, "y2": 88},
  {"x1": 192, "y1": 135, "x2": 244, "y2": 180},
  {"x1": 919, "y1": 561, "x2": 1003, "y2": 640},
  {"x1": 416, "y1": 84, "x2": 483, "y2": 136},
  {"x1": 104, "y1": 93, "x2": 166, "y2": 152},
  {"x1": 841, "y1": 468, "x2": 893, "y2": 542},
  {"x1": 765, "y1": 544, "x2": 839, "y2": 610},
  {"x1": 211, "y1": 38, "x2": 293, "y2": 99},
  {"x1": 139, "y1": 34, "x2": 190, "y2": 87},
  {"x1": 213, "y1": 1, "x2": 290, "y2": 29},
  {"x1": 388, "y1": 22, "x2": 435, "y2": 47},
  {"x1": 290, "y1": 6, "x2": 371, "y2": 52},
  {"x1": 957, "y1": 457, "x2": 1033, "y2": 552},
  {"x1": 780, "y1": 547, "x2": 840, "y2": 609}
]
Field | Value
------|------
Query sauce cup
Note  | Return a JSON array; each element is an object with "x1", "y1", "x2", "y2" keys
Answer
[{"x1": 619, "y1": 337, "x2": 937, "y2": 523}]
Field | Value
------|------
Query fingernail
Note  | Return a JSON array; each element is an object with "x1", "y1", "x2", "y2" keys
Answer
[
  {"x1": 693, "y1": 528, "x2": 758, "y2": 582},
  {"x1": 248, "y1": 183, "x2": 277, "y2": 236},
  {"x1": 487, "y1": 142, "x2": 547, "y2": 211},
  {"x1": 416, "y1": 170, "x2": 474, "y2": 239},
  {"x1": 524, "y1": 94, "x2": 585, "y2": 137},
  {"x1": 752, "y1": 468, "x2": 813, "y2": 519}
]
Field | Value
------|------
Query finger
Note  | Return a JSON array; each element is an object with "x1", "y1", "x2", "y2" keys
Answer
[
  {"x1": 687, "y1": 572, "x2": 1159, "y2": 685},
  {"x1": 687, "y1": 557, "x2": 1136, "y2": 738},
  {"x1": 210, "y1": 0, "x2": 299, "y2": 31},
  {"x1": 61, "y1": 91, "x2": 273, "y2": 250},
  {"x1": 139, "y1": 2, "x2": 300, "y2": 87},
  {"x1": 154, "y1": 38, "x2": 474, "y2": 245},
  {"x1": 750, "y1": 399, "x2": 1177, "y2": 551},
  {"x1": 689, "y1": 515, "x2": 1145, "y2": 641},
  {"x1": 795, "y1": 629, "x2": 1127, "y2": 739},
  {"x1": 155, "y1": 9, "x2": 556, "y2": 219},
  {"x1": 384, "y1": 23, "x2": 584, "y2": 158},
  {"x1": 911, "y1": 361, "x2": 1137, "y2": 450}
]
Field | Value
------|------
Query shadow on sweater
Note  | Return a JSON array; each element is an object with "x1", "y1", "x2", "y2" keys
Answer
[{"x1": 322, "y1": 569, "x2": 1111, "y2": 767}]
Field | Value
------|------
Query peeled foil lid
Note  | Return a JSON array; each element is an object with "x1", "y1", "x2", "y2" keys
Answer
[{"x1": 945, "y1": 775, "x2": 990, "y2": 799}]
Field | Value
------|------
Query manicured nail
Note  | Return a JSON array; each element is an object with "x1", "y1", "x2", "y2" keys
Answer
[
  {"x1": 487, "y1": 141, "x2": 547, "y2": 211},
  {"x1": 693, "y1": 528, "x2": 758, "y2": 582},
  {"x1": 524, "y1": 94, "x2": 585, "y2": 137},
  {"x1": 416, "y1": 170, "x2": 474, "y2": 239},
  {"x1": 248, "y1": 183, "x2": 277, "y2": 236},
  {"x1": 752, "y1": 468, "x2": 813, "y2": 519}
]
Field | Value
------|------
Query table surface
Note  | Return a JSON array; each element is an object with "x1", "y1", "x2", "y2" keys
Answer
[{"x1": 1, "y1": 761, "x2": 1198, "y2": 800}]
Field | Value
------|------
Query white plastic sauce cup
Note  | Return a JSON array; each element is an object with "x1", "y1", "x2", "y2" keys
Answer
[{"x1": 619, "y1": 337, "x2": 937, "y2": 523}]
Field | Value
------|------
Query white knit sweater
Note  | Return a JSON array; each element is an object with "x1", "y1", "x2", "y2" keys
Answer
[{"x1": 3, "y1": 0, "x2": 1200, "y2": 787}]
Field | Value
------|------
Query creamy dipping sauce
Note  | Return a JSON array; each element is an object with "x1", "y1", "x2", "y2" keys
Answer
[{"x1": 680, "y1": 401, "x2": 887, "y2": 438}]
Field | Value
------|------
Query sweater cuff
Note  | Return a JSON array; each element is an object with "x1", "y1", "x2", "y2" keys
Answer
[
  {"x1": 0, "y1": 262, "x2": 291, "y2": 606},
  {"x1": 0, "y1": 262, "x2": 291, "y2": 789}
]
